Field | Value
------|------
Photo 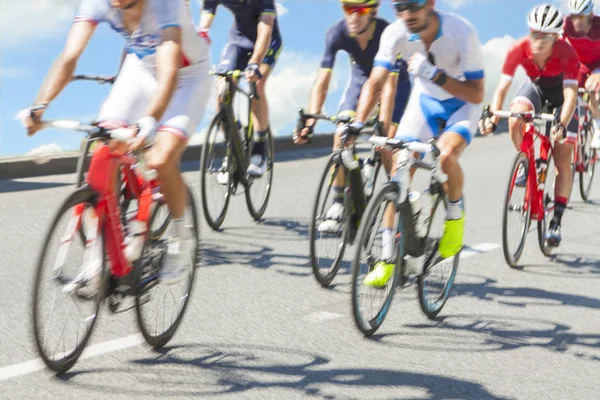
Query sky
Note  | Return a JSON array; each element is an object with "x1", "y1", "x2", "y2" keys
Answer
[{"x1": 0, "y1": 0, "x2": 591, "y2": 157}]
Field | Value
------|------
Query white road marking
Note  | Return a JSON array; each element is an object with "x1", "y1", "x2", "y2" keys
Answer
[
  {"x1": 304, "y1": 311, "x2": 344, "y2": 322},
  {"x1": 461, "y1": 242, "x2": 500, "y2": 259},
  {"x1": 0, "y1": 334, "x2": 143, "y2": 382}
]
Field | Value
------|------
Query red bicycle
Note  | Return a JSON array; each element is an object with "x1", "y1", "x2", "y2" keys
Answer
[
  {"x1": 570, "y1": 88, "x2": 599, "y2": 202},
  {"x1": 494, "y1": 109, "x2": 557, "y2": 267},
  {"x1": 29, "y1": 118, "x2": 199, "y2": 374}
]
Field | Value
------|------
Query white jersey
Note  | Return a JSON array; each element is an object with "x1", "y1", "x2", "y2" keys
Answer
[
  {"x1": 374, "y1": 11, "x2": 484, "y2": 102},
  {"x1": 74, "y1": 0, "x2": 209, "y2": 73}
]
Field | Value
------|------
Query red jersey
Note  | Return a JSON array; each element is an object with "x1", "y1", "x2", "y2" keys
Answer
[
  {"x1": 564, "y1": 16, "x2": 600, "y2": 71},
  {"x1": 502, "y1": 36, "x2": 579, "y2": 88}
]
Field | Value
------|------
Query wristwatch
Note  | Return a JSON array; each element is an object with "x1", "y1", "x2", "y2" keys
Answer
[{"x1": 433, "y1": 70, "x2": 447, "y2": 86}]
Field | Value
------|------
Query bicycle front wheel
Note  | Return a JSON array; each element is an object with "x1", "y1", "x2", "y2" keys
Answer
[
  {"x1": 245, "y1": 127, "x2": 274, "y2": 220},
  {"x1": 351, "y1": 183, "x2": 401, "y2": 336},
  {"x1": 579, "y1": 123, "x2": 597, "y2": 201},
  {"x1": 135, "y1": 184, "x2": 199, "y2": 349},
  {"x1": 32, "y1": 187, "x2": 105, "y2": 374},
  {"x1": 502, "y1": 152, "x2": 531, "y2": 268}
]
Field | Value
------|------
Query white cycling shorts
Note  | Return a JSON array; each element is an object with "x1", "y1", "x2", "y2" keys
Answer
[{"x1": 97, "y1": 53, "x2": 211, "y2": 141}]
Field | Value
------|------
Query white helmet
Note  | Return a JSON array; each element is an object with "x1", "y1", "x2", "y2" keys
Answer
[
  {"x1": 568, "y1": 0, "x2": 594, "y2": 15},
  {"x1": 527, "y1": 4, "x2": 564, "y2": 33}
]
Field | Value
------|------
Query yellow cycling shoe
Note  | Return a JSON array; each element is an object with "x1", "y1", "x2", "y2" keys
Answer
[
  {"x1": 364, "y1": 261, "x2": 395, "y2": 287},
  {"x1": 438, "y1": 214, "x2": 464, "y2": 259}
]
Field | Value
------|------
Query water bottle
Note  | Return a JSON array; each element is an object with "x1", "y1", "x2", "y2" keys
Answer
[
  {"x1": 362, "y1": 157, "x2": 375, "y2": 197},
  {"x1": 408, "y1": 191, "x2": 423, "y2": 236},
  {"x1": 409, "y1": 189, "x2": 431, "y2": 238},
  {"x1": 536, "y1": 158, "x2": 548, "y2": 190},
  {"x1": 124, "y1": 220, "x2": 147, "y2": 262}
]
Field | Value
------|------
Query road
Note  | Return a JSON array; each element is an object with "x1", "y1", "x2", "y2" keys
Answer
[{"x1": 0, "y1": 134, "x2": 599, "y2": 399}]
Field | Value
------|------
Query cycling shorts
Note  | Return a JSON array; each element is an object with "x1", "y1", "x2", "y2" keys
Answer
[
  {"x1": 394, "y1": 84, "x2": 478, "y2": 145},
  {"x1": 216, "y1": 35, "x2": 282, "y2": 73},
  {"x1": 511, "y1": 80, "x2": 578, "y2": 144},
  {"x1": 97, "y1": 54, "x2": 211, "y2": 141}
]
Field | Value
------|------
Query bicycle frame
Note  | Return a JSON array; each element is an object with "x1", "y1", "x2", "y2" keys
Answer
[{"x1": 574, "y1": 90, "x2": 598, "y2": 172}]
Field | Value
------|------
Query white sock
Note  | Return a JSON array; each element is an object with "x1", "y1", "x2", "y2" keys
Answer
[
  {"x1": 381, "y1": 228, "x2": 394, "y2": 261},
  {"x1": 174, "y1": 212, "x2": 189, "y2": 239},
  {"x1": 447, "y1": 198, "x2": 463, "y2": 220}
]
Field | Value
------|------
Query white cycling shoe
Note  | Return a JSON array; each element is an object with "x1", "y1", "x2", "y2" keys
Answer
[{"x1": 159, "y1": 234, "x2": 195, "y2": 285}]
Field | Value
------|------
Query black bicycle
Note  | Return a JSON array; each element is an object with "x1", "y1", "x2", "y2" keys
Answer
[
  {"x1": 200, "y1": 70, "x2": 274, "y2": 230},
  {"x1": 351, "y1": 136, "x2": 460, "y2": 336},
  {"x1": 300, "y1": 109, "x2": 385, "y2": 287}
]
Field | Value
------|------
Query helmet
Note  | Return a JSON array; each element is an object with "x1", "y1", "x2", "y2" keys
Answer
[
  {"x1": 568, "y1": 0, "x2": 594, "y2": 15},
  {"x1": 527, "y1": 4, "x2": 564, "y2": 33},
  {"x1": 340, "y1": 0, "x2": 379, "y2": 6}
]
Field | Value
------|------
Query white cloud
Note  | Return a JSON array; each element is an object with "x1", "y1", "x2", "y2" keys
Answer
[
  {"x1": 26, "y1": 143, "x2": 63, "y2": 163},
  {"x1": 0, "y1": 66, "x2": 29, "y2": 79},
  {"x1": 276, "y1": 1, "x2": 289, "y2": 16},
  {"x1": 442, "y1": 0, "x2": 471, "y2": 9},
  {"x1": 481, "y1": 35, "x2": 527, "y2": 106},
  {"x1": 0, "y1": 0, "x2": 79, "y2": 47}
]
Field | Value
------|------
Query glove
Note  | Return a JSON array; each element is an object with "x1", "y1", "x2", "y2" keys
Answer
[
  {"x1": 136, "y1": 116, "x2": 158, "y2": 145},
  {"x1": 245, "y1": 62, "x2": 263, "y2": 80},
  {"x1": 408, "y1": 52, "x2": 439, "y2": 81},
  {"x1": 344, "y1": 121, "x2": 364, "y2": 137}
]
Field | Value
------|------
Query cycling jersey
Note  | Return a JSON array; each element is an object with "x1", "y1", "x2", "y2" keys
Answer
[
  {"x1": 502, "y1": 37, "x2": 579, "y2": 88},
  {"x1": 201, "y1": 0, "x2": 282, "y2": 48},
  {"x1": 373, "y1": 11, "x2": 484, "y2": 144},
  {"x1": 320, "y1": 18, "x2": 411, "y2": 124},
  {"x1": 564, "y1": 16, "x2": 600, "y2": 72},
  {"x1": 74, "y1": 0, "x2": 209, "y2": 72}
]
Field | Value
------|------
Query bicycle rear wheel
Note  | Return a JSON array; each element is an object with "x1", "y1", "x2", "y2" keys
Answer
[
  {"x1": 200, "y1": 111, "x2": 233, "y2": 230},
  {"x1": 579, "y1": 123, "x2": 597, "y2": 201},
  {"x1": 502, "y1": 152, "x2": 531, "y2": 268},
  {"x1": 351, "y1": 183, "x2": 401, "y2": 336},
  {"x1": 32, "y1": 187, "x2": 105, "y2": 374},
  {"x1": 418, "y1": 193, "x2": 460, "y2": 319},
  {"x1": 135, "y1": 184, "x2": 198, "y2": 349},
  {"x1": 245, "y1": 127, "x2": 274, "y2": 220},
  {"x1": 309, "y1": 154, "x2": 351, "y2": 287}
]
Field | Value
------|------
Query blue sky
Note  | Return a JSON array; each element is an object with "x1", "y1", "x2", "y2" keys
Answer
[{"x1": 0, "y1": 0, "x2": 575, "y2": 156}]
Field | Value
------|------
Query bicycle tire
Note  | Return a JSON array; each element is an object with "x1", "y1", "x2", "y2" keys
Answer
[
  {"x1": 579, "y1": 123, "x2": 596, "y2": 201},
  {"x1": 135, "y1": 184, "x2": 199, "y2": 349},
  {"x1": 200, "y1": 111, "x2": 233, "y2": 230},
  {"x1": 417, "y1": 193, "x2": 460, "y2": 319},
  {"x1": 245, "y1": 127, "x2": 275, "y2": 220},
  {"x1": 31, "y1": 187, "x2": 104, "y2": 374},
  {"x1": 502, "y1": 152, "x2": 531, "y2": 268},
  {"x1": 537, "y1": 152, "x2": 556, "y2": 257},
  {"x1": 309, "y1": 153, "x2": 349, "y2": 287},
  {"x1": 351, "y1": 183, "x2": 401, "y2": 336}
]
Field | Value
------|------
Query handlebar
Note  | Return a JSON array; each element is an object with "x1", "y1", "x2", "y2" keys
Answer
[
  {"x1": 369, "y1": 136, "x2": 441, "y2": 158},
  {"x1": 493, "y1": 110, "x2": 555, "y2": 122},
  {"x1": 209, "y1": 70, "x2": 260, "y2": 100},
  {"x1": 71, "y1": 74, "x2": 116, "y2": 85}
]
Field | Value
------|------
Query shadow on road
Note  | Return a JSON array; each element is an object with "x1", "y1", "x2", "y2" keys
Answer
[
  {"x1": 56, "y1": 342, "x2": 511, "y2": 399},
  {"x1": 517, "y1": 253, "x2": 600, "y2": 279},
  {"x1": 0, "y1": 179, "x2": 72, "y2": 193}
]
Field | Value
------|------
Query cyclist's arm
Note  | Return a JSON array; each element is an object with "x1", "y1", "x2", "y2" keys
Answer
[
  {"x1": 34, "y1": 22, "x2": 96, "y2": 105},
  {"x1": 142, "y1": 26, "x2": 182, "y2": 122},
  {"x1": 355, "y1": 67, "x2": 390, "y2": 124},
  {"x1": 249, "y1": 13, "x2": 275, "y2": 65},
  {"x1": 560, "y1": 83, "x2": 578, "y2": 127},
  {"x1": 433, "y1": 74, "x2": 484, "y2": 105},
  {"x1": 378, "y1": 72, "x2": 399, "y2": 137},
  {"x1": 306, "y1": 69, "x2": 332, "y2": 126},
  {"x1": 199, "y1": 0, "x2": 217, "y2": 30}
]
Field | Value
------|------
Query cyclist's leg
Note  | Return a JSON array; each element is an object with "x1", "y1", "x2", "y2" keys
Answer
[
  {"x1": 509, "y1": 80, "x2": 543, "y2": 150},
  {"x1": 215, "y1": 43, "x2": 245, "y2": 107},
  {"x1": 389, "y1": 69, "x2": 412, "y2": 176},
  {"x1": 247, "y1": 36, "x2": 283, "y2": 176}
]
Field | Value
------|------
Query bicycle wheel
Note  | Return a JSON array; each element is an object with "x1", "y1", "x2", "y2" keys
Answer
[
  {"x1": 135, "y1": 184, "x2": 198, "y2": 349},
  {"x1": 579, "y1": 123, "x2": 597, "y2": 201},
  {"x1": 309, "y1": 154, "x2": 351, "y2": 287},
  {"x1": 351, "y1": 183, "x2": 401, "y2": 336},
  {"x1": 538, "y1": 152, "x2": 557, "y2": 256},
  {"x1": 200, "y1": 111, "x2": 233, "y2": 230},
  {"x1": 245, "y1": 127, "x2": 275, "y2": 220},
  {"x1": 502, "y1": 152, "x2": 531, "y2": 268},
  {"x1": 418, "y1": 193, "x2": 460, "y2": 319},
  {"x1": 32, "y1": 187, "x2": 105, "y2": 374}
]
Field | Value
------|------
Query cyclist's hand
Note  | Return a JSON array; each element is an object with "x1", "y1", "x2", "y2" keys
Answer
[
  {"x1": 129, "y1": 116, "x2": 157, "y2": 151},
  {"x1": 293, "y1": 125, "x2": 313, "y2": 145},
  {"x1": 23, "y1": 104, "x2": 47, "y2": 136},
  {"x1": 551, "y1": 123, "x2": 566, "y2": 143},
  {"x1": 341, "y1": 122, "x2": 362, "y2": 147},
  {"x1": 408, "y1": 52, "x2": 439, "y2": 81},
  {"x1": 585, "y1": 73, "x2": 600, "y2": 93},
  {"x1": 245, "y1": 63, "x2": 262, "y2": 83},
  {"x1": 478, "y1": 105, "x2": 498, "y2": 136}
]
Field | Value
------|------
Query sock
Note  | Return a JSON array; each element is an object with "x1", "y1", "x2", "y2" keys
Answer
[
  {"x1": 550, "y1": 196, "x2": 567, "y2": 229},
  {"x1": 174, "y1": 212, "x2": 190, "y2": 239},
  {"x1": 252, "y1": 129, "x2": 268, "y2": 155},
  {"x1": 447, "y1": 197, "x2": 464, "y2": 220},
  {"x1": 332, "y1": 186, "x2": 344, "y2": 204},
  {"x1": 381, "y1": 228, "x2": 394, "y2": 261}
]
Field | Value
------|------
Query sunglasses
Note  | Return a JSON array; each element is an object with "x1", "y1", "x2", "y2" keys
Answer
[
  {"x1": 342, "y1": 5, "x2": 373, "y2": 16},
  {"x1": 393, "y1": 1, "x2": 426, "y2": 13},
  {"x1": 529, "y1": 31, "x2": 555, "y2": 41}
]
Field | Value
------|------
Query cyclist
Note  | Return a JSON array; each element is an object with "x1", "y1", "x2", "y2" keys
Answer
[
  {"x1": 199, "y1": 0, "x2": 282, "y2": 177},
  {"x1": 480, "y1": 4, "x2": 579, "y2": 248},
  {"x1": 293, "y1": 0, "x2": 412, "y2": 233},
  {"x1": 564, "y1": 0, "x2": 600, "y2": 149},
  {"x1": 342, "y1": 0, "x2": 485, "y2": 286},
  {"x1": 22, "y1": 0, "x2": 211, "y2": 291}
]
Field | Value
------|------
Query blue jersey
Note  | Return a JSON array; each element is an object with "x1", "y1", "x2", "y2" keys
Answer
[
  {"x1": 201, "y1": 0, "x2": 281, "y2": 48},
  {"x1": 320, "y1": 18, "x2": 407, "y2": 78}
]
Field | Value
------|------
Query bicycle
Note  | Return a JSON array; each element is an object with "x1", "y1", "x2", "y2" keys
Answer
[
  {"x1": 493, "y1": 109, "x2": 557, "y2": 267},
  {"x1": 299, "y1": 109, "x2": 384, "y2": 287},
  {"x1": 30, "y1": 118, "x2": 199, "y2": 374},
  {"x1": 571, "y1": 88, "x2": 598, "y2": 202},
  {"x1": 200, "y1": 70, "x2": 274, "y2": 230},
  {"x1": 351, "y1": 135, "x2": 457, "y2": 336}
]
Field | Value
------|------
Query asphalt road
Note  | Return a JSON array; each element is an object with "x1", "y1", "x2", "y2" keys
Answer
[{"x1": 0, "y1": 134, "x2": 599, "y2": 399}]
